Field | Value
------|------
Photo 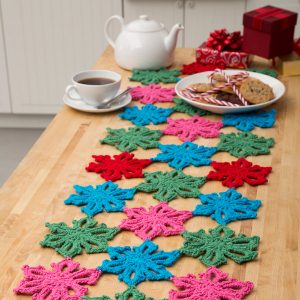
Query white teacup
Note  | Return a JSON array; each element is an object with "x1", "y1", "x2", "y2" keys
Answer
[{"x1": 65, "y1": 70, "x2": 121, "y2": 106}]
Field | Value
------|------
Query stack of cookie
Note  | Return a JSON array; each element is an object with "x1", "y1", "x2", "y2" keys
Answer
[{"x1": 189, "y1": 74, "x2": 274, "y2": 106}]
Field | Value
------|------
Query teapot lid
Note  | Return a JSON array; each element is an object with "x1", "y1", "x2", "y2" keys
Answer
[{"x1": 126, "y1": 15, "x2": 164, "y2": 32}]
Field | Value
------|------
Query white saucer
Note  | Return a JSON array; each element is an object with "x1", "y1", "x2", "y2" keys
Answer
[{"x1": 63, "y1": 89, "x2": 132, "y2": 113}]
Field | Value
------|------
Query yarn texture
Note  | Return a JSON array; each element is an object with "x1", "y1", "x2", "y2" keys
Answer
[
  {"x1": 100, "y1": 126, "x2": 163, "y2": 153},
  {"x1": 98, "y1": 239, "x2": 180, "y2": 286},
  {"x1": 86, "y1": 151, "x2": 152, "y2": 182},
  {"x1": 169, "y1": 266, "x2": 254, "y2": 300},
  {"x1": 217, "y1": 131, "x2": 274, "y2": 158},
  {"x1": 83, "y1": 286, "x2": 168, "y2": 300},
  {"x1": 13, "y1": 257, "x2": 101, "y2": 300},
  {"x1": 172, "y1": 97, "x2": 213, "y2": 117},
  {"x1": 134, "y1": 169, "x2": 207, "y2": 203},
  {"x1": 119, "y1": 104, "x2": 173, "y2": 126},
  {"x1": 246, "y1": 67, "x2": 278, "y2": 78},
  {"x1": 180, "y1": 224, "x2": 260, "y2": 267},
  {"x1": 64, "y1": 182, "x2": 135, "y2": 216},
  {"x1": 129, "y1": 68, "x2": 180, "y2": 85},
  {"x1": 207, "y1": 157, "x2": 272, "y2": 188},
  {"x1": 163, "y1": 116, "x2": 223, "y2": 142},
  {"x1": 39, "y1": 217, "x2": 120, "y2": 258},
  {"x1": 222, "y1": 109, "x2": 276, "y2": 131},
  {"x1": 118, "y1": 201, "x2": 193, "y2": 240},
  {"x1": 129, "y1": 83, "x2": 175, "y2": 104},
  {"x1": 151, "y1": 141, "x2": 217, "y2": 169},
  {"x1": 193, "y1": 188, "x2": 262, "y2": 224}
]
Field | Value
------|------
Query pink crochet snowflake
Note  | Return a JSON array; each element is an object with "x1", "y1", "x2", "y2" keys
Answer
[
  {"x1": 129, "y1": 84, "x2": 176, "y2": 104},
  {"x1": 13, "y1": 257, "x2": 101, "y2": 300},
  {"x1": 118, "y1": 201, "x2": 193, "y2": 240},
  {"x1": 169, "y1": 265, "x2": 254, "y2": 300},
  {"x1": 162, "y1": 116, "x2": 224, "y2": 142}
]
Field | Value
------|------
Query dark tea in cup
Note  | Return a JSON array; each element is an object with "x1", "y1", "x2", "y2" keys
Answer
[{"x1": 78, "y1": 77, "x2": 116, "y2": 85}]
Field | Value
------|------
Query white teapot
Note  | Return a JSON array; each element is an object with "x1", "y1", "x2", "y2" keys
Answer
[{"x1": 104, "y1": 15, "x2": 184, "y2": 70}]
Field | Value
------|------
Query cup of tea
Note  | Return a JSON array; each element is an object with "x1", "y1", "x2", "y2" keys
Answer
[{"x1": 65, "y1": 70, "x2": 121, "y2": 106}]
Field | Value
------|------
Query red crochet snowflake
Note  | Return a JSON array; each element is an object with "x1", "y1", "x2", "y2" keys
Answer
[
  {"x1": 118, "y1": 201, "x2": 193, "y2": 240},
  {"x1": 169, "y1": 265, "x2": 254, "y2": 300},
  {"x1": 207, "y1": 157, "x2": 272, "y2": 188},
  {"x1": 181, "y1": 62, "x2": 225, "y2": 75},
  {"x1": 13, "y1": 257, "x2": 101, "y2": 300},
  {"x1": 86, "y1": 151, "x2": 152, "y2": 182},
  {"x1": 129, "y1": 83, "x2": 175, "y2": 104}
]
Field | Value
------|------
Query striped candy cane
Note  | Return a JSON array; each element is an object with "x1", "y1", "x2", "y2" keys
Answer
[{"x1": 180, "y1": 69, "x2": 249, "y2": 107}]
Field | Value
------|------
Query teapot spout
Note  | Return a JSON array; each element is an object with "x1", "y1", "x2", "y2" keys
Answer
[{"x1": 164, "y1": 24, "x2": 184, "y2": 54}]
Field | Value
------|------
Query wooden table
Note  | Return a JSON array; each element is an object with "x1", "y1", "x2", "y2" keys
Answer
[{"x1": 1, "y1": 47, "x2": 299, "y2": 300}]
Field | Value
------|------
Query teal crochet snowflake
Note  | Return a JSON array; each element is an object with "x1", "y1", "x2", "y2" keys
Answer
[
  {"x1": 82, "y1": 286, "x2": 168, "y2": 300},
  {"x1": 216, "y1": 131, "x2": 274, "y2": 158},
  {"x1": 119, "y1": 104, "x2": 173, "y2": 126},
  {"x1": 100, "y1": 126, "x2": 163, "y2": 152},
  {"x1": 193, "y1": 188, "x2": 262, "y2": 224},
  {"x1": 222, "y1": 109, "x2": 276, "y2": 131},
  {"x1": 129, "y1": 68, "x2": 180, "y2": 85},
  {"x1": 98, "y1": 239, "x2": 180, "y2": 286},
  {"x1": 172, "y1": 97, "x2": 213, "y2": 117},
  {"x1": 64, "y1": 182, "x2": 136, "y2": 216},
  {"x1": 151, "y1": 141, "x2": 217, "y2": 169}
]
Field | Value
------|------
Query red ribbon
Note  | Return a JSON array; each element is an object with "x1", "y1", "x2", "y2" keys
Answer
[
  {"x1": 207, "y1": 29, "x2": 243, "y2": 51},
  {"x1": 293, "y1": 37, "x2": 300, "y2": 57}
]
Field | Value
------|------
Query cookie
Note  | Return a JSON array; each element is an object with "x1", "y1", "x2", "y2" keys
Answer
[
  {"x1": 189, "y1": 83, "x2": 214, "y2": 92},
  {"x1": 209, "y1": 74, "x2": 245, "y2": 86},
  {"x1": 214, "y1": 82, "x2": 239, "y2": 95},
  {"x1": 216, "y1": 92, "x2": 245, "y2": 106},
  {"x1": 195, "y1": 94, "x2": 219, "y2": 105},
  {"x1": 240, "y1": 78, "x2": 273, "y2": 104}
]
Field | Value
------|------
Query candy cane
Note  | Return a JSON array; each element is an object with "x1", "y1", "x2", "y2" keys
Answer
[{"x1": 180, "y1": 69, "x2": 249, "y2": 107}]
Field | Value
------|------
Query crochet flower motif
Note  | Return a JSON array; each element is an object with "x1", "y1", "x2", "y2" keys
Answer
[
  {"x1": 100, "y1": 126, "x2": 163, "y2": 153},
  {"x1": 13, "y1": 257, "x2": 101, "y2": 300},
  {"x1": 119, "y1": 104, "x2": 173, "y2": 126},
  {"x1": 181, "y1": 62, "x2": 225, "y2": 75},
  {"x1": 82, "y1": 286, "x2": 168, "y2": 300},
  {"x1": 129, "y1": 83, "x2": 175, "y2": 104},
  {"x1": 207, "y1": 157, "x2": 272, "y2": 188},
  {"x1": 193, "y1": 188, "x2": 262, "y2": 224},
  {"x1": 86, "y1": 151, "x2": 152, "y2": 182},
  {"x1": 64, "y1": 182, "x2": 135, "y2": 216},
  {"x1": 162, "y1": 116, "x2": 223, "y2": 142},
  {"x1": 222, "y1": 109, "x2": 276, "y2": 131},
  {"x1": 98, "y1": 239, "x2": 180, "y2": 286},
  {"x1": 217, "y1": 131, "x2": 274, "y2": 158},
  {"x1": 118, "y1": 201, "x2": 193, "y2": 240},
  {"x1": 169, "y1": 266, "x2": 254, "y2": 300},
  {"x1": 39, "y1": 217, "x2": 120, "y2": 258},
  {"x1": 246, "y1": 67, "x2": 278, "y2": 78},
  {"x1": 151, "y1": 141, "x2": 217, "y2": 169},
  {"x1": 129, "y1": 68, "x2": 180, "y2": 85},
  {"x1": 180, "y1": 224, "x2": 260, "y2": 267},
  {"x1": 134, "y1": 169, "x2": 207, "y2": 203},
  {"x1": 172, "y1": 97, "x2": 213, "y2": 117}
]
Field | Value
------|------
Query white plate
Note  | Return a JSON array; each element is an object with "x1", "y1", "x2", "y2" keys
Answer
[
  {"x1": 63, "y1": 89, "x2": 132, "y2": 113},
  {"x1": 175, "y1": 70, "x2": 286, "y2": 114}
]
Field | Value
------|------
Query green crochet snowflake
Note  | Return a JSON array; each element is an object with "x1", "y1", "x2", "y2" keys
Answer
[
  {"x1": 82, "y1": 286, "x2": 168, "y2": 300},
  {"x1": 217, "y1": 131, "x2": 274, "y2": 158},
  {"x1": 246, "y1": 68, "x2": 278, "y2": 78},
  {"x1": 134, "y1": 169, "x2": 207, "y2": 203},
  {"x1": 39, "y1": 217, "x2": 120, "y2": 258},
  {"x1": 180, "y1": 224, "x2": 260, "y2": 267},
  {"x1": 172, "y1": 97, "x2": 213, "y2": 117},
  {"x1": 129, "y1": 68, "x2": 180, "y2": 85},
  {"x1": 100, "y1": 126, "x2": 163, "y2": 153}
]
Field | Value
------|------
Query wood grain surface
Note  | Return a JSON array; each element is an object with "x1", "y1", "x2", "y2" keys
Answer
[{"x1": 0, "y1": 46, "x2": 299, "y2": 300}]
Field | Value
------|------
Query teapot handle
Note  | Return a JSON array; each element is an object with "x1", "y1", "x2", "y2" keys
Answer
[{"x1": 104, "y1": 15, "x2": 125, "y2": 49}]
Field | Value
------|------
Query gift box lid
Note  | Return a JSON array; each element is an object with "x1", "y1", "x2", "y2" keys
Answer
[{"x1": 243, "y1": 5, "x2": 298, "y2": 33}]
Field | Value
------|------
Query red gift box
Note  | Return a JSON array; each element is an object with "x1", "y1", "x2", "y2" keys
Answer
[
  {"x1": 242, "y1": 6, "x2": 298, "y2": 59},
  {"x1": 196, "y1": 42, "x2": 249, "y2": 69}
]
